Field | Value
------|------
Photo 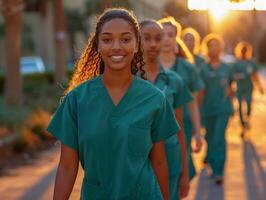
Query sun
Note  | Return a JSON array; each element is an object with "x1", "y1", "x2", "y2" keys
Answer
[{"x1": 209, "y1": 3, "x2": 229, "y2": 22}]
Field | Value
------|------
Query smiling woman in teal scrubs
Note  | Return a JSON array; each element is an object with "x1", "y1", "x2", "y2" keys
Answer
[
  {"x1": 158, "y1": 17, "x2": 204, "y2": 181},
  {"x1": 47, "y1": 9, "x2": 180, "y2": 200},
  {"x1": 140, "y1": 19, "x2": 193, "y2": 200},
  {"x1": 233, "y1": 41, "x2": 264, "y2": 131},
  {"x1": 200, "y1": 33, "x2": 234, "y2": 185}
]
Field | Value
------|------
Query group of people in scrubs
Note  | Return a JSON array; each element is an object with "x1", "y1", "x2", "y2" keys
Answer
[{"x1": 47, "y1": 7, "x2": 264, "y2": 200}]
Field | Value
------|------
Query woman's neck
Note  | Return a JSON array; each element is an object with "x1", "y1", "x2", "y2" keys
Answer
[
  {"x1": 209, "y1": 57, "x2": 221, "y2": 69},
  {"x1": 145, "y1": 59, "x2": 160, "y2": 83},
  {"x1": 102, "y1": 68, "x2": 133, "y2": 88},
  {"x1": 159, "y1": 51, "x2": 176, "y2": 69}
]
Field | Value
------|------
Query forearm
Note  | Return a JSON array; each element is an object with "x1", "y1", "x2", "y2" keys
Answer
[
  {"x1": 150, "y1": 142, "x2": 169, "y2": 200},
  {"x1": 53, "y1": 144, "x2": 79, "y2": 200},
  {"x1": 252, "y1": 73, "x2": 263, "y2": 90},
  {"x1": 188, "y1": 98, "x2": 201, "y2": 137},
  {"x1": 53, "y1": 165, "x2": 78, "y2": 200},
  {"x1": 177, "y1": 131, "x2": 188, "y2": 176}
]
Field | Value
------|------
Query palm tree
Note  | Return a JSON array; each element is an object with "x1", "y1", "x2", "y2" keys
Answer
[
  {"x1": 53, "y1": 0, "x2": 67, "y2": 84},
  {"x1": 1, "y1": 0, "x2": 24, "y2": 106}
]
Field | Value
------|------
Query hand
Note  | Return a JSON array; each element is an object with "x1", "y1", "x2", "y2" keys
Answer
[
  {"x1": 225, "y1": 87, "x2": 234, "y2": 98},
  {"x1": 192, "y1": 134, "x2": 202, "y2": 153},
  {"x1": 259, "y1": 87, "x2": 264, "y2": 95},
  {"x1": 179, "y1": 172, "x2": 190, "y2": 199}
]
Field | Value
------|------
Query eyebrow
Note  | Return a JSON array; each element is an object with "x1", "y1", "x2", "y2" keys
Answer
[{"x1": 100, "y1": 32, "x2": 133, "y2": 35}]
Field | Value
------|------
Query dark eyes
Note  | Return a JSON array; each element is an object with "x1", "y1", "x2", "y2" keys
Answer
[
  {"x1": 101, "y1": 37, "x2": 132, "y2": 44},
  {"x1": 102, "y1": 38, "x2": 111, "y2": 43},
  {"x1": 121, "y1": 37, "x2": 132, "y2": 43}
]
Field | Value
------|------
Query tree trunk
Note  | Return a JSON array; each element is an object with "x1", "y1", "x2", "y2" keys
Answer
[
  {"x1": 3, "y1": 0, "x2": 24, "y2": 106},
  {"x1": 53, "y1": 0, "x2": 67, "y2": 84}
]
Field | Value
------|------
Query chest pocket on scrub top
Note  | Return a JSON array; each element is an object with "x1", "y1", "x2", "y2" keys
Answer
[{"x1": 128, "y1": 126, "x2": 152, "y2": 157}]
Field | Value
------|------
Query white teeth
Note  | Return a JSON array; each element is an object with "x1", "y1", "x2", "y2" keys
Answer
[{"x1": 110, "y1": 56, "x2": 124, "y2": 62}]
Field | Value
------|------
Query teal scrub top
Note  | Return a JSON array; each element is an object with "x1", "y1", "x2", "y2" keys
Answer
[
  {"x1": 233, "y1": 59, "x2": 259, "y2": 93},
  {"x1": 170, "y1": 57, "x2": 205, "y2": 118},
  {"x1": 194, "y1": 54, "x2": 206, "y2": 72},
  {"x1": 47, "y1": 75, "x2": 180, "y2": 200},
  {"x1": 200, "y1": 62, "x2": 234, "y2": 117},
  {"x1": 151, "y1": 67, "x2": 193, "y2": 176}
]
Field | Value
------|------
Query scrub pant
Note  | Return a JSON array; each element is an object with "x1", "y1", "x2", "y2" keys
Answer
[
  {"x1": 204, "y1": 114, "x2": 230, "y2": 176},
  {"x1": 166, "y1": 140, "x2": 182, "y2": 200},
  {"x1": 237, "y1": 89, "x2": 253, "y2": 126},
  {"x1": 169, "y1": 172, "x2": 182, "y2": 200},
  {"x1": 184, "y1": 116, "x2": 196, "y2": 180}
]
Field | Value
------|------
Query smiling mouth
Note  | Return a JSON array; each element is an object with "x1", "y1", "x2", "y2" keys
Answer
[{"x1": 110, "y1": 55, "x2": 125, "y2": 62}]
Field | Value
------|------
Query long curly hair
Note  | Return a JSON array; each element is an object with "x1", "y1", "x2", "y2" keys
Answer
[
  {"x1": 157, "y1": 17, "x2": 194, "y2": 64},
  {"x1": 182, "y1": 27, "x2": 201, "y2": 55},
  {"x1": 65, "y1": 8, "x2": 145, "y2": 94}
]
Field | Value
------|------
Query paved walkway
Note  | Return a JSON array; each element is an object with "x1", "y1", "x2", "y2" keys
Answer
[{"x1": 0, "y1": 72, "x2": 266, "y2": 200}]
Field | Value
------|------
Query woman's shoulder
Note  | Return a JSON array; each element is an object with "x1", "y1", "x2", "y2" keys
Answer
[
  {"x1": 67, "y1": 76, "x2": 101, "y2": 96},
  {"x1": 164, "y1": 69, "x2": 183, "y2": 84},
  {"x1": 135, "y1": 76, "x2": 166, "y2": 100}
]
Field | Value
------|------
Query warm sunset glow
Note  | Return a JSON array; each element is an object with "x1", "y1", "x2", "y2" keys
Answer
[
  {"x1": 255, "y1": 0, "x2": 266, "y2": 10},
  {"x1": 188, "y1": 0, "x2": 209, "y2": 10},
  {"x1": 209, "y1": 3, "x2": 229, "y2": 21},
  {"x1": 229, "y1": 0, "x2": 254, "y2": 10},
  {"x1": 188, "y1": 0, "x2": 266, "y2": 10}
]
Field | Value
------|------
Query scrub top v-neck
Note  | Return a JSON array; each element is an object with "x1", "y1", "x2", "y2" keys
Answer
[
  {"x1": 200, "y1": 62, "x2": 234, "y2": 117},
  {"x1": 47, "y1": 75, "x2": 179, "y2": 200}
]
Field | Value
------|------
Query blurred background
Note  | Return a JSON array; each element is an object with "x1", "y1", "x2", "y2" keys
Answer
[{"x1": 0, "y1": 0, "x2": 266, "y2": 200}]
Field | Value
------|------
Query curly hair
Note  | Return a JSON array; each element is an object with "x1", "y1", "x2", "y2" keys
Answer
[
  {"x1": 201, "y1": 33, "x2": 224, "y2": 57},
  {"x1": 234, "y1": 41, "x2": 253, "y2": 60},
  {"x1": 65, "y1": 8, "x2": 145, "y2": 94},
  {"x1": 182, "y1": 27, "x2": 201, "y2": 55}
]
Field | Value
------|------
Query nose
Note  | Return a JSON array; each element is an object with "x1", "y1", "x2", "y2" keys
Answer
[
  {"x1": 111, "y1": 39, "x2": 122, "y2": 51},
  {"x1": 150, "y1": 39, "x2": 157, "y2": 47}
]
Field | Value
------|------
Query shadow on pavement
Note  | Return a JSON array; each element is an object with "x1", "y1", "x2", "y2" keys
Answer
[
  {"x1": 18, "y1": 165, "x2": 57, "y2": 200},
  {"x1": 243, "y1": 140, "x2": 266, "y2": 200},
  {"x1": 193, "y1": 168, "x2": 224, "y2": 200}
]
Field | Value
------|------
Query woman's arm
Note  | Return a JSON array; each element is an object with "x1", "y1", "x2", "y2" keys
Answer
[
  {"x1": 150, "y1": 141, "x2": 169, "y2": 200},
  {"x1": 175, "y1": 108, "x2": 190, "y2": 198},
  {"x1": 188, "y1": 93, "x2": 202, "y2": 153},
  {"x1": 252, "y1": 72, "x2": 264, "y2": 94},
  {"x1": 53, "y1": 144, "x2": 79, "y2": 200}
]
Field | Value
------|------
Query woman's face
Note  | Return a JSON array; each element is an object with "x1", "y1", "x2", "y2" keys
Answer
[
  {"x1": 98, "y1": 18, "x2": 137, "y2": 72},
  {"x1": 183, "y1": 33, "x2": 195, "y2": 53},
  {"x1": 161, "y1": 24, "x2": 177, "y2": 53},
  {"x1": 207, "y1": 39, "x2": 222, "y2": 60},
  {"x1": 141, "y1": 23, "x2": 162, "y2": 61},
  {"x1": 241, "y1": 46, "x2": 248, "y2": 59}
]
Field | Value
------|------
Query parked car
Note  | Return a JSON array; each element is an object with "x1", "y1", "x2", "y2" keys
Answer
[{"x1": 20, "y1": 56, "x2": 46, "y2": 74}]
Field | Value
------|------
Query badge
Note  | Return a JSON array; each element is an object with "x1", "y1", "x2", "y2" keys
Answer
[
  {"x1": 246, "y1": 65, "x2": 253, "y2": 74},
  {"x1": 220, "y1": 78, "x2": 228, "y2": 87},
  {"x1": 209, "y1": 71, "x2": 216, "y2": 78}
]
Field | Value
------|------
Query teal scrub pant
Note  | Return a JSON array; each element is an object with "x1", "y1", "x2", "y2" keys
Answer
[
  {"x1": 183, "y1": 116, "x2": 196, "y2": 180},
  {"x1": 166, "y1": 141, "x2": 182, "y2": 200},
  {"x1": 169, "y1": 173, "x2": 182, "y2": 200},
  {"x1": 237, "y1": 89, "x2": 253, "y2": 126},
  {"x1": 204, "y1": 114, "x2": 230, "y2": 176}
]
